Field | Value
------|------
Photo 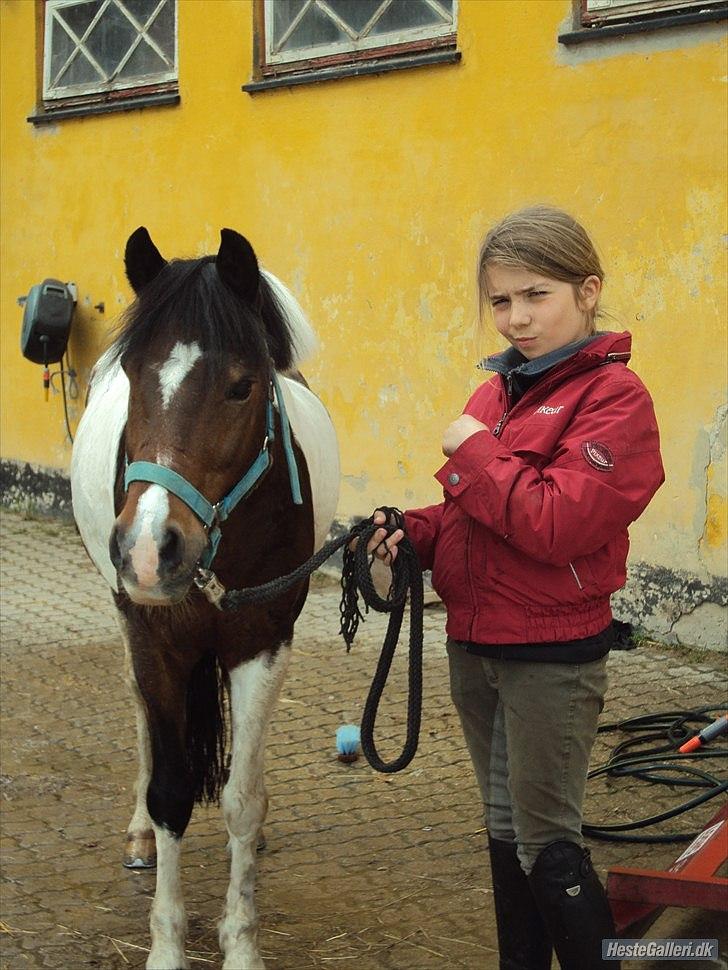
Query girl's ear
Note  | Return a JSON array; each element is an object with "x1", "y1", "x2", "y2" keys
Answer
[
  {"x1": 578, "y1": 275, "x2": 602, "y2": 312},
  {"x1": 125, "y1": 227, "x2": 166, "y2": 294},
  {"x1": 216, "y1": 229, "x2": 260, "y2": 305}
]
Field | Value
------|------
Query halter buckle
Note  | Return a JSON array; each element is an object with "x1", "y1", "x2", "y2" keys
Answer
[{"x1": 194, "y1": 567, "x2": 226, "y2": 609}]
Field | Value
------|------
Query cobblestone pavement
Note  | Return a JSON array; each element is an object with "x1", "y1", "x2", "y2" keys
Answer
[{"x1": 1, "y1": 509, "x2": 726, "y2": 970}]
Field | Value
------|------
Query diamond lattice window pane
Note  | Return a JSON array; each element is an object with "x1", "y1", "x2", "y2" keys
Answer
[
  {"x1": 49, "y1": 20, "x2": 80, "y2": 84},
  {"x1": 325, "y1": 0, "x2": 387, "y2": 33},
  {"x1": 124, "y1": 0, "x2": 160, "y2": 24},
  {"x1": 271, "y1": 1, "x2": 308, "y2": 47},
  {"x1": 119, "y1": 38, "x2": 168, "y2": 77},
  {"x1": 279, "y1": 3, "x2": 348, "y2": 51},
  {"x1": 57, "y1": 49, "x2": 103, "y2": 86},
  {"x1": 371, "y1": 0, "x2": 450, "y2": 35},
  {"x1": 59, "y1": 0, "x2": 104, "y2": 39},
  {"x1": 86, "y1": 4, "x2": 138, "y2": 75},
  {"x1": 147, "y1": 2, "x2": 175, "y2": 61}
]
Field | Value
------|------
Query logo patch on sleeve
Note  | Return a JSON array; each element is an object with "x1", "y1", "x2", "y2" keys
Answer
[{"x1": 581, "y1": 441, "x2": 614, "y2": 472}]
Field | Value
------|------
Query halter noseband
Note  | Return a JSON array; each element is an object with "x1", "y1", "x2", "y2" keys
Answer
[{"x1": 124, "y1": 371, "x2": 302, "y2": 574}]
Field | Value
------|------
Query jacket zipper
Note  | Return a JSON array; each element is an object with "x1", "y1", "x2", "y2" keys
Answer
[{"x1": 492, "y1": 373, "x2": 513, "y2": 438}]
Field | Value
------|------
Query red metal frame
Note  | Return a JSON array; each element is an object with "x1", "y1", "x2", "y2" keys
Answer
[{"x1": 607, "y1": 802, "x2": 728, "y2": 937}]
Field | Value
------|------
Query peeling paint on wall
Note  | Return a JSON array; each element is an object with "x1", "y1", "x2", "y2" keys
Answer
[
  {"x1": 698, "y1": 403, "x2": 728, "y2": 577},
  {"x1": 613, "y1": 561, "x2": 728, "y2": 650}
]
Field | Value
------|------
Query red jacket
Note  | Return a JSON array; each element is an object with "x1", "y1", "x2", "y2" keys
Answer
[{"x1": 404, "y1": 332, "x2": 664, "y2": 645}]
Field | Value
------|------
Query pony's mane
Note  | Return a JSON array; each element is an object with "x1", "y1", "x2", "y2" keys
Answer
[{"x1": 111, "y1": 257, "x2": 316, "y2": 373}]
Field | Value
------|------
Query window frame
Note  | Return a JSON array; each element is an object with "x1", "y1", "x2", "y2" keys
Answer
[
  {"x1": 255, "y1": 0, "x2": 458, "y2": 80},
  {"x1": 560, "y1": 0, "x2": 726, "y2": 45},
  {"x1": 39, "y1": 0, "x2": 178, "y2": 114},
  {"x1": 577, "y1": 0, "x2": 725, "y2": 28}
]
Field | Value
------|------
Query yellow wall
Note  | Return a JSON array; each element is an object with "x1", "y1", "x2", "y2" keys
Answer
[{"x1": 1, "y1": 1, "x2": 726, "y2": 592}]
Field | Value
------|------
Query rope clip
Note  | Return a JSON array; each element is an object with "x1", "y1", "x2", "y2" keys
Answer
[{"x1": 194, "y1": 567, "x2": 226, "y2": 609}]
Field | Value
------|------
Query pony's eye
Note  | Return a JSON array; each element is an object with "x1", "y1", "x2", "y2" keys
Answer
[{"x1": 226, "y1": 379, "x2": 253, "y2": 401}]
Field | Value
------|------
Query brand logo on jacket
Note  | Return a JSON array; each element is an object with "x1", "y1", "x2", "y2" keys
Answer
[
  {"x1": 534, "y1": 405, "x2": 564, "y2": 415},
  {"x1": 581, "y1": 441, "x2": 615, "y2": 472}
]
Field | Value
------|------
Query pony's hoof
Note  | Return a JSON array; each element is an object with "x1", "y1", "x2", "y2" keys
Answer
[{"x1": 124, "y1": 829, "x2": 157, "y2": 868}]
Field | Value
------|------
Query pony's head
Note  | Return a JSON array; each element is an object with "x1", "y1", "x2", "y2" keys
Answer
[{"x1": 109, "y1": 227, "x2": 312, "y2": 606}]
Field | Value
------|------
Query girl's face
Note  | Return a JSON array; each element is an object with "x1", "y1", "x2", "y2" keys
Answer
[{"x1": 484, "y1": 264, "x2": 601, "y2": 361}]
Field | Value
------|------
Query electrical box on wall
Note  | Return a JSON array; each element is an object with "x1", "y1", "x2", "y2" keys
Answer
[{"x1": 20, "y1": 279, "x2": 74, "y2": 364}]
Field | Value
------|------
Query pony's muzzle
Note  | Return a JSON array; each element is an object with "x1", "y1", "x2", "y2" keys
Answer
[{"x1": 109, "y1": 516, "x2": 201, "y2": 604}]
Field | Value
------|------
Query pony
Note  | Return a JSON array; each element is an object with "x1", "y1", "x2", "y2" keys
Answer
[{"x1": 70, "y1": 227, "x2": 339, "y2": 969}]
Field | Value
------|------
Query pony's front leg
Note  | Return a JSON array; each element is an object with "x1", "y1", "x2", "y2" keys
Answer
[
  {"x1": 149, "y1": 822, "x2": 188, "y2": 970},
  {"x1": 219, "y1": 644, "x2": 291, "y2": 970},
  {"x1": 140, "y1": 686, "x2": 195, "y2": 970},
  {"x1": 122, "y1": 636, "x2": 156, "y2": 868}
]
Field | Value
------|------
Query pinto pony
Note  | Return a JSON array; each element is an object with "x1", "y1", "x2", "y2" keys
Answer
[{"x1": 71, "y1": 228, "x2": 339, "y2": 969}]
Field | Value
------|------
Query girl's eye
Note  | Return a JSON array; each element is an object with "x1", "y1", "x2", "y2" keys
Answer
[
  {"x1": 226, "y1": 379, "x2": 253, "y2": 401},
  {"x1": 492, "y1": 298, "x2": 508, "y2": 307},
  {"x1": 529, "y1": 290, "x2": 547, "y2": 297}
]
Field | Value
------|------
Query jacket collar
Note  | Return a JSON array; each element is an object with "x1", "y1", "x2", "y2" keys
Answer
[{"x1": 478, "y1": 331, "x2": 632, "y2": 377}]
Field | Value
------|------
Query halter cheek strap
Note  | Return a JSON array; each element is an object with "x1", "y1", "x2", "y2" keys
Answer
[{"x1": 124, "y1": 371, "x2": 302, "y2": 569}]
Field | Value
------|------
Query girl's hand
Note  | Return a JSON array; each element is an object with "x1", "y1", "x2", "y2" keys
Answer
[
  {"x1": 349, "y1": 509, "x2": 405, "y2": 564},
  {"x1": 442, "y1": 415, "x2": 489, "y2": 456}
]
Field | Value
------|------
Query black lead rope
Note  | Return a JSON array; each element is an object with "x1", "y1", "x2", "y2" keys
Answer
[
  {"x1": 219, "y1": 507, "x2": 424, "y2": 773},
  {"x1": 340, "y1": 508, "x2": 424, "y2": 773}
]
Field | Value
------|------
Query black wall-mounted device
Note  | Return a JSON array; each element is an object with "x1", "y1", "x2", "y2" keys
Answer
[{"x1": 21, "y1": 279, "x2": 74, "y2": 365}]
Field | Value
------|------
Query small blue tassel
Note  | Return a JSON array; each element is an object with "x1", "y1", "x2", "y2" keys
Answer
[{"x1": 336, "y1": 724, "x2": 361, "y2": 763}]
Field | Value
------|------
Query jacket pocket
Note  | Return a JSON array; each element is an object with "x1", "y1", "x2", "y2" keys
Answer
[
  {"x1": 489, "y1": 540, "x2": 596, "y2": 607},
  {"x1": 571, "y1": 536, "x2": 628, "y2": 597}
]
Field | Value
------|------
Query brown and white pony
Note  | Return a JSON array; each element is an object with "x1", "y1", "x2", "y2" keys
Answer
[{"x1": 71, "y1": 228, "x2": 339, "y2": 969}]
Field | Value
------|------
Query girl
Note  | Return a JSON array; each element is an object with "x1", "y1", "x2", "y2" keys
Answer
[{"x1": 364, "y1": 206, "x2": 664, "y2": 969}]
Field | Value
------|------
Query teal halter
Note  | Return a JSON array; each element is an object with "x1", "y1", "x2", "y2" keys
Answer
[{"x1": 124, "y1": 371, "x2": 302, "y2": 569}]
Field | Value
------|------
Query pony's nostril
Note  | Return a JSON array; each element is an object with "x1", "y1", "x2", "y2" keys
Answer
[{"x1": 159, "y1": 526, "x2": 185, "y2": 573}]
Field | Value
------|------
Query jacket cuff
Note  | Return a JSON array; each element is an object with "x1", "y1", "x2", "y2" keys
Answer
[{"x1": 434, "y1": 429, "x2": 506, "y2": 497}]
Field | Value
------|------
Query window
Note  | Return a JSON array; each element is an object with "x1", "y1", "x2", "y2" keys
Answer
[
  {"x1": 578, "y1": 0, "x2": 725, "y2": 28},
  {"x1": 42, "y1": 0, "x2": 177, "y2": 109},
  {"x1": 257, "y1": 0, "x2": 457, "y2": 79},
  {"x1": 560, "y1": 0, "x2": 726, "y2": 44}
]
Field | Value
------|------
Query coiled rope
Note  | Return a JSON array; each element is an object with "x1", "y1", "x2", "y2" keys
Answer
[{"x1": 219, "y1": 507, "x2": 424, "y2": 773}]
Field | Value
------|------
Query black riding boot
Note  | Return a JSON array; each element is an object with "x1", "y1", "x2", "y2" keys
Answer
[
  {"x1": 488, "y1": 835, "x2": 553, "y2": 970},
  {"x1": 528, "y1": 841, "x2": 620, "y2": 970}
]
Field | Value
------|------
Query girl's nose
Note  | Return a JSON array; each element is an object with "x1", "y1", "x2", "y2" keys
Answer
[{"x1": 509, "y1": 300, "x2": 531, "y2": 328}]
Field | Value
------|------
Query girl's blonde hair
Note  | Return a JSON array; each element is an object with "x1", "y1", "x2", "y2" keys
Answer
[{"x1": 478, "y1": 205, "x2": 604, "y2": 332}]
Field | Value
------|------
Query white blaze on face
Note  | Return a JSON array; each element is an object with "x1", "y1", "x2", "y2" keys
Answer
[
  {"x1": 128, "y1": 484, "x2": 170, "y2": 588},
  {"x1": 158, "y1": 341, "x2": 203, "y2": 409}
]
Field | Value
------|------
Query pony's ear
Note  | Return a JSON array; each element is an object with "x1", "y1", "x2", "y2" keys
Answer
[
  {"x1": 216, "y1": 229, "x2": 259, "y2": 305},
  {"x1": 125, "y1": 227, "x2": 166, "y2": 294}
]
